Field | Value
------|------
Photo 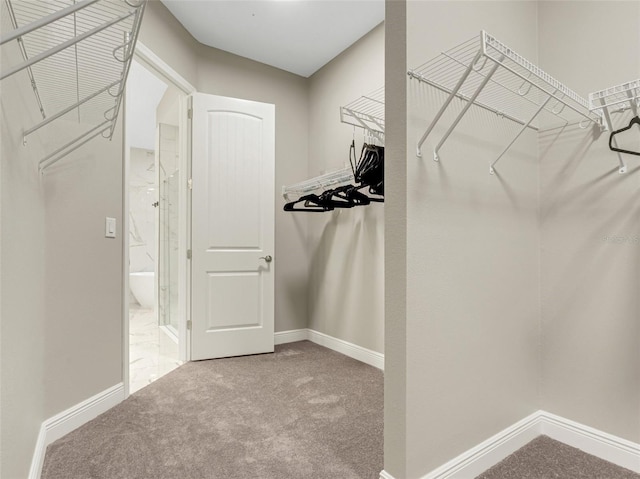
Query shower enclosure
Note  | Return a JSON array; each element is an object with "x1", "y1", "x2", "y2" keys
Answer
[{"x1": 157, "y1": 123, "x2": 180, "y2": 335}]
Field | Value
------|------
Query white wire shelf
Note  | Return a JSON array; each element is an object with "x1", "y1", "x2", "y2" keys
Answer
[
  {"x1": 590, "y1": 79, "x2": 640, "y2": 114},
  {"x1": 0, "y1": 0, "x2": 146, "y2": 172},
  {"x1": 284, "y1": 87, "x2": 384, "y2": 201},
  {"x1": 589, "y1": 79, "x2": 640, "y2": 174},
  {"x1": 340, "y1": 86, "x2": 385, "y2": 144},
  {"x1": 408, "y1": 30, "x2": 599, "y2": 174},
  {"x1": 282, "y1": 167, "x2": 354, "y2": 201}
]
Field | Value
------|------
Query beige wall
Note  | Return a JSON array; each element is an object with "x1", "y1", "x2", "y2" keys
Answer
[
  {"x1": 402, "y1": 1, "x2": 541, "y2": 476},
  {"x1": 0, "y1": 27, "x2": 47, "y2": 479},
  {"x1": 138, "y1": 0, "x2": 199, "y2": 88},
  {"x1": 386, "y1": 1, "x2": 640, "y2": 477},
  {"x1": 1, "y1": 11, "x2": 125, "y2": 477},
  {"x1": 538, "y1": 0, "x2": 640, "y2": 443},
  {"x1": 384, "y1": 1, "x2": 408, "y2": 476},
  {"x1": 43, "y1": 117, "x2": 124, "y2": 418},
  {"x1": 307, "y1": 24, "x2": 385, "y2": 353}
]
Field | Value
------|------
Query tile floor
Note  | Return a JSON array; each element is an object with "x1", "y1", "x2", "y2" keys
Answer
[{"x1": 129, "y1": 303, "x2": 182, "y2": 394}]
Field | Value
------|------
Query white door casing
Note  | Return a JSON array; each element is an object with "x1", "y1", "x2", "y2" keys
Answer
[{"x1": 190, "y1": 93, "x2": 275, "y2": 361}]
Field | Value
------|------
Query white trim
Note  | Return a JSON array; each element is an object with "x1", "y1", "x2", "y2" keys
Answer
[
  {"x1": 379, "y1": 470, "x2": 396, "y2": 479},
  {"x1": 539, "y1": 411, "x2": 640, "y2": 473},
  {"x1": 134, "y1": 42, "x2": 196, "y2": 95},
  {"x1": 122, "y1": 91, "x2": 130, "y2": 399},
  {"x1": 307, "y1": 329, "x2": 384, "y2": 370},
  {"x1": 124, "y1": 42, "x2": 193, "y2": 392},
  {"x1": 274, "y1": 329, "x2": 309, "y2": 345},
  {"x1": 420, "y1": 411, "x2": 542, "y2": 479},
  {"x1": 380, "y1": 410, "x2": 640, "y2": 479},
  {"x1": 274, "y1": 329, "x2": 384, "y2": 370},
  {"x1": 29, "y1": 383, "x2": 125, "y2": 479}
]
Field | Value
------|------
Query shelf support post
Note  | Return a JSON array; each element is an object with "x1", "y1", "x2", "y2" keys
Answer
[
  {"x1": 415, "y1": 49, "x2": 483, "y2": 158},
  {"x1": 490, "y1": 90, "x2": 556, "y2": 175},
  {"x1": 433, "y1": 56, "x2": 502, "y2": 162},
  {"x1": 600, "y1": 101, "x2": 627, "y2": 174}
]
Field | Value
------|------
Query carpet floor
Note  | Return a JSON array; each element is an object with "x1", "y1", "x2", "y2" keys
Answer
[
  {"x1": 476, "y1": 435, "x2": 640, "y2": 479},
  {"x1": 41, "y1": 341, "x2": 383, "y2": 479}
]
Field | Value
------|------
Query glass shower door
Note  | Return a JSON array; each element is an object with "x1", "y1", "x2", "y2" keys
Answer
[{"x1": 157, "y1": 123, "x2": 180, "y2": 334}]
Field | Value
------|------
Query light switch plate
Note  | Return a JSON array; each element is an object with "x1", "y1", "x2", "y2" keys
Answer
[{"x1": 105, "y1": 217, "x2": 116, "y2": 238}]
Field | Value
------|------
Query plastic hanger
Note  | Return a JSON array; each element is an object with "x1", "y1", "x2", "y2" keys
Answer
[
  {"x1": 609, "y1": 116, "x2": 640, "y2": 156},
  {"x1": 283, "y1": 194, "x2": 334, "y2": 212}
]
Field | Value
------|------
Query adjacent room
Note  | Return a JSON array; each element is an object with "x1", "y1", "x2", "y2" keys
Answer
[{"x1": 0, "y1": 1, "x2": 638, "y2": 479}]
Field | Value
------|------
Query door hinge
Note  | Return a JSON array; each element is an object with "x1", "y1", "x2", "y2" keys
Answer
[
  {"x1": 187, "y1": 108, "x2": 193, "y2": 120},
  {"x1": 187, "y1": 178, "x2": 193, "y2": 190},
  {"x1": 187, "y1": 249, "x2": 192, "y2": 259},
  {"x1": 187, "y1": 320, "x2": 192, "y2": 330}
]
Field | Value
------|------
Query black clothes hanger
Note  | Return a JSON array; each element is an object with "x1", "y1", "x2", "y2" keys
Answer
[
  {"x1": 283, "y1": 140, "x2": 385, "y2": 213},
  {"x1": 609, "y1": 116, "x2": 640, "y2": 156},
  {"x1": 284, "y1": 194, "x2": 334, "y2": 212},
  {"x1": 331, "y1": 184, "x2": 371, "y2": 206},
  {"x1": 354, "y1": 143, "x2": 384, "y2": 190}
]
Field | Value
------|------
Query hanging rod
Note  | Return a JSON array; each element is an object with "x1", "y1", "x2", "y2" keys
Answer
[
  {"x1": 589, "y1": 79, "x2": 640, "y2": 174},
  {"x1": 38, "y1": 121, "x2": 111, "y2": 172},
  {"x1": 409, "y1": 30, "x2": 600, "y2": 174}
]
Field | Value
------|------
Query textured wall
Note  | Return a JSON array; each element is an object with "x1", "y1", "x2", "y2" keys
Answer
[
  {"x1": 405, "y1": 1, "x2": 540, "y2": 475},
  {"x1": 42, "y1": 117, "x2": 124, "y2": 418},
  {"x1": 384, "y1": 1, "x2": 408, "y2": 476},
  {"x1": 538, "y1": 0, "x2": 640, "y2": 443},
  {"x1": 0, "y1": 13, "x2": 47, "y2": 477},
  {"x1": 306, "y1": 24, "x2": 385, "y2": 353},
  {"x1": 1, "y1": 6, "x2": 125, "y2": 477}
]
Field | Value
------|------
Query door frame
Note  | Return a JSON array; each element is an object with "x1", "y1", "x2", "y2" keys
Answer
[{"x1": 122, "y1": 41, "x2": 196, "y2": 398}]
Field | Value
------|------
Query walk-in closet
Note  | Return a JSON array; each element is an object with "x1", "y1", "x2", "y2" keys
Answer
[{"x1": 1, "y1": 1, "x2": 638, "y2": 479}]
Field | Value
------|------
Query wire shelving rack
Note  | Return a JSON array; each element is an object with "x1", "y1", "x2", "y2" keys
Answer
[
  {"x1": 283, "y1": 87, "x2": 385, "y2": 199},
  {"x1": 340, "y1": 86, "x2": 385, "y2": 145},
  {"x1": 1, "y1": 0, "x2": 146, "y2": 173},
  {"x1": 282, "y1": 167, "x2": 355, "y2": 201},
  {"x1": 409, "y1": 30, "x2": 600, "y2": 174},
  {"x1": 589, "y1": 79, "x2": 640, "y2": 173}
]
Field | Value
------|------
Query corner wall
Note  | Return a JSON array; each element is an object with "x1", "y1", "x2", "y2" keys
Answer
[
  {"x1": 306, "y1": 24, "x2": 385, "y2": 354},
  {"x1": 538, "y1": 0, "x2": 640, "y2": 443},
  {"x1": 1, "y1": 12, "x2": 125, "y2": 478},
  {"x1": 0, "y1": 27, "x2": 46, "y2": 479},
  {"x1": 404, "y1": 1, "x2": 540, "y2": 475}
]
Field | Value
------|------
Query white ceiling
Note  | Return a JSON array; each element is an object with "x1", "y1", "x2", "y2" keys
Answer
[{"x1": 159, "y1": 0, "x2": 384, "y2": 77}]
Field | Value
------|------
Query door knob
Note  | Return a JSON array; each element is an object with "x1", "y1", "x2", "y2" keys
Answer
[{"x1": 259, "y1": 255, "x2": 273, "y2": 263}]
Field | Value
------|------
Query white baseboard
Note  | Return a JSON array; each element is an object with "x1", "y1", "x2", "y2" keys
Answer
[
  {"x1": 274, "y1": 328, "x2": 309, "y2": 345},
  {"x1": 420, "y1": 411, "x2": 542, "y2": 479},
  {"x1": 29, "y1": 383, "x2": 125, "y2": 479},
  {"x1": 274, "y1": 328, "x2": 384, "y2": 370},
  {"x1": 539, "y1": 411, "x2": 640, "y2": 473},
  {"x1": 379, "y1": 410, "x2": 640, "y2": 479}
]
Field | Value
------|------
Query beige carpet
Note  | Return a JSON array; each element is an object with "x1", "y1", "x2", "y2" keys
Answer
[
  {"x1": 477, "y1": 435, "x2": 640, "y2": 479},
  {"x1": 41, "y1": 341, "x2": 383, "y2": 479}
]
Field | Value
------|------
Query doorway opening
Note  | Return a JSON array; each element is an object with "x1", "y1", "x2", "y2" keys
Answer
[{"x1": 125, "y1": 54, "x2": 188, "y2": 394}]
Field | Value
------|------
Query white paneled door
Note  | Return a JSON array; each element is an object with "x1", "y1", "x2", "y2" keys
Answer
[{"x1": 191, "y1": 93, "x2": 275, "y2": 361}]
